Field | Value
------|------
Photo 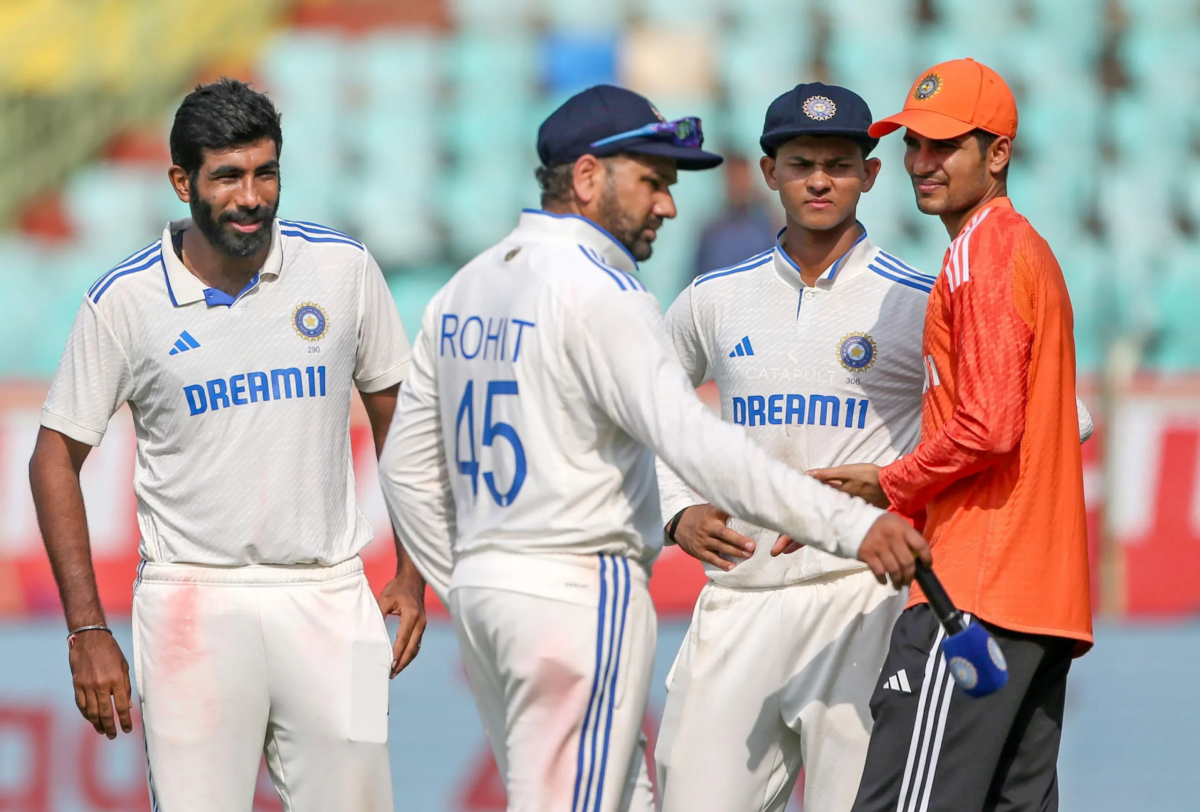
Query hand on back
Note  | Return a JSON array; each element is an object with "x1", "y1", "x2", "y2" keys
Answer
[
  {"x1": 670, "y1": 505, "x2": 756, "y2": 572},
  {"x1": 808, "y1": 463, "x2": 890, "y2": 508},
  {"x1": 804, "y1": 463, "x2": 928, "y2": 584}
]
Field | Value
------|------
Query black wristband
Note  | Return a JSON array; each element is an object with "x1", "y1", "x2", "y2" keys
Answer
[{"x1": 665, "y1": 507, "x2": 690, "y2": 542}]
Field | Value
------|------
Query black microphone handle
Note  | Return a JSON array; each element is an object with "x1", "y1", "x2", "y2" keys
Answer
[{"x1": 914, "y1": 560, "x2": 967, "y2": 635}]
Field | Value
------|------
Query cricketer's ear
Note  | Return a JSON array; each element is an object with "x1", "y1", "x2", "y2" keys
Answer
[
  {"x1": 861, "y1": 157, "x2": 882, "y2": 193},
  {"x1": 571, "y1": 154, "x2": 609, "y2": 208},
  {"x1": 760, "y1": 154, "x2": 780, "y2": 192},
  {"x1": 986, "y1": 135, "x2": 1013, "y2": 179},
  {"x1": 168, "y1": 165, "x2": 192, "y2": 203}
]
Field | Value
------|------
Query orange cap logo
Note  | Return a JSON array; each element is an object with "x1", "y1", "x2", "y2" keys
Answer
[{"x1": 913, "y1": 73, "x2": 942, "y2": 101}]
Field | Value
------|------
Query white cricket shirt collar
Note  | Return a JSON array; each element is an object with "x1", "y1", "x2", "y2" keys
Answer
[
  {"x1": 161, "y1": 217, "x2": 285, "y2": 307},
  {"x1": 771, "y1": 223, "x2": 874, "y2": 293},
  {"x1": 516, "y1": 209, "x2": 640, "y2": 274}
]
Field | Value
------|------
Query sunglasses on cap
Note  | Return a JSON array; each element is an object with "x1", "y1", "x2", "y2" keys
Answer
[{"x1": 589, "y1": 116, "x2": 704, "y2": 149}]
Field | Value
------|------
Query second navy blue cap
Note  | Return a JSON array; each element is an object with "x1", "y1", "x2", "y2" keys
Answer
[
  {"x1": 538, "y1": 84, "x2": 723, "y2": 171},
  {"x1": 760, "y1": 82, "x2": 879, "y2": 155}
]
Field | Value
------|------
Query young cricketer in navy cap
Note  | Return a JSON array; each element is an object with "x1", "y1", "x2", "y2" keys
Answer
[
  {"x1": 379, "y1": 83, "x2": 932, "y2": 812},
  {"x1": 653, "y1": 83, "x2": 936, "y2": 812}
]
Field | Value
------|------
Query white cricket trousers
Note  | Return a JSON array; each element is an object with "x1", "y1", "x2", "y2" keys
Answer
[
  {"x1": 131, "y1": 556, "x2": 394, "y2": 811},
  {"x1": 449, "y1": 553, "x2": 657, "y2": 812},
  {"x1": 656, "y1": 568, "x2": 906, "y2": 812}
]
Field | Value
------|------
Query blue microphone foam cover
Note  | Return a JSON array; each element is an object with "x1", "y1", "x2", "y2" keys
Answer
[{"x1": 941, "y1": 622, "x2": 1008, "y2": 698}]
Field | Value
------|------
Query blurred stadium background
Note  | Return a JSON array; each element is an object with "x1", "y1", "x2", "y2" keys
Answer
[{"x1": 0, "y1": 0, "x2": 1198, "y2": 809}]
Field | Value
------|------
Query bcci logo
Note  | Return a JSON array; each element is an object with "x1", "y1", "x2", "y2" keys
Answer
[
  {"x1": 838, "y1": 332, "x2": 877, "y2": 371},
  {"x1": 913, "y1": 73, "x2": 942, "y2": 101},
  {"x1": 293, "y1": 302, "x2": 329, "y2": 341},
  {"x1": 948, "y1": 656, "x2": 979, "y2": 690},
  {"x1": 803, "y1": 95, "x2": 837, "y2": 121}
]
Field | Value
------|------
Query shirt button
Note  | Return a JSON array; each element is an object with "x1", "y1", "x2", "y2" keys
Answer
[{"x1": 805, "y1": 291, "x2": 815, "y2": 300}]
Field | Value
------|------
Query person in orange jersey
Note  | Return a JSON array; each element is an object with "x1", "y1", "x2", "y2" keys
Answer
[{"x1": 805, "y1": 59, "x2": 1091, "y2": 812}]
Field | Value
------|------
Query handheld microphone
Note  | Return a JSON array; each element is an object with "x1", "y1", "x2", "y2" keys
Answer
[{"x1": 913, "y1": 560, "x2": 1008, "y2": 698}]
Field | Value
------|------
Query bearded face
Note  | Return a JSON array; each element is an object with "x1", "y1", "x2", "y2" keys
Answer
[
  {"x1": 188, "y1": 182, "x2": 278, "y2": 259},
  {"x1": 596, "y1": 172, "x2": 664, "y2": 262}
]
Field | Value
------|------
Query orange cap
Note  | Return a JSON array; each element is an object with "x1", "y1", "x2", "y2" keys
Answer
[{"x1": 868, "y1": 58, "x2": 1018, "y2": 140}]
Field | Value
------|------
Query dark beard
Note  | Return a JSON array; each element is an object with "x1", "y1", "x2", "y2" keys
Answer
[
  {"x1": 189, "y1": 191, "x2": 278, "y2": 259},
  {"x1": 597, "y1": 182, "x2": 662, "y2": 262}
]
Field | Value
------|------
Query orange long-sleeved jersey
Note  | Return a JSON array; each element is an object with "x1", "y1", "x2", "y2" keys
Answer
[{"x1": 879, "y1": 197, "x2": 1092, "y2": 653}]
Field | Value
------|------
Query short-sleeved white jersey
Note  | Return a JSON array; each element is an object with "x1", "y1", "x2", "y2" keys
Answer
[
  {"x1": 42, "y1": 218, "x2": 411, "y2": 566},
  {"x1": 658, "y1": 228, "x2": 931, "y2": 589},
  {"x1": 379, "y1": 210, "x2": 889, "y2": 603}
]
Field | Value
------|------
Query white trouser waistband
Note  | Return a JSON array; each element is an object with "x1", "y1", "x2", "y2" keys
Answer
[
  {"x1": 451, "y1": 549, "x2": 649, "y2": 607},
  {"x1": 136, "y1": 556, "x2": 364, "y2": 586}
]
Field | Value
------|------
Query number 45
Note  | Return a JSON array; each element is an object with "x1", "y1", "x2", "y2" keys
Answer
[{"x1": 455, "y1": 379, "x2": 527, "y2": 507}]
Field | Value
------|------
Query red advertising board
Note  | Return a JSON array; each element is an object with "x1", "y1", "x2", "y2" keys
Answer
[{"x1": 1, "y1": 378, "x2": 1198, "y2": 619}]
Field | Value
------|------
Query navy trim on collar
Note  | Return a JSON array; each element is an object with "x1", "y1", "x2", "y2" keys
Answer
[{"x1": 774, "y1": 222, "x2": 869, "y2": 282}]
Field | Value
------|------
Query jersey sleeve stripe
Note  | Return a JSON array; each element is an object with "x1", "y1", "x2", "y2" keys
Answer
[
  {"x1": 694, "y1": 254, "x2": 772, "y2": 286},
  {"x1": 874, "y1": 254, "x2": 936, "y2": 284},
  {"x1": 578, "y1": 246, "x2": 634, "y2": 291},
  {"x1": 877, "y1": 251, "x2": 934, "y2": 281},
  {"x1": 960, "y1": 226, "x2": 972, "y2": 288},
  {"x1": 91, "y1": 250, "x2": 164, "y2": 302},
  {"x1": 585, "y1": 245, "x2": 647, "y2": 291},
  {"x1": 945, "y1": 209, "x2": 991, "y2": 292},
  {"x1": 717, "y1": 247, "x2": 774, "y2": 272},
  {"x1": 277, "y1": 219, "x2": 362, "y2": 243},
  {"x1": 869, "y1": 263, "x2": 933, "y2": 293},
  {"x1": 88, "y1": 240, "x2": 163, "y2": 297},
  {"x1": 694, "y1": 249, "x2": 773, "y2": 283},
  {"x1": 279, "y1": 229, "x2": 366, "y2": 250}
]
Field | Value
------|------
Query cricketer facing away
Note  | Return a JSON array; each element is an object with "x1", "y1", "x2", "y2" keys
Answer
[
  {"x1": 29, "y1": 79, "x2": 426, "y2": 811},
  {"x1": 653, "y1": 83, "x2": 931, "y2": 812},
  {"x1": 379, "y1": 84, "x2": 932, "y2": 812},
  {"x1": 818, "y1": 59, "x2": 1093, "y2": 812}
]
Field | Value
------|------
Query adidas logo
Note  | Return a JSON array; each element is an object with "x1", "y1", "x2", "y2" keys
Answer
[
  {"x1": 883, "y1": 668, "x2": 912, "y2": 693},
  {"x1": 168, "y1": 331, "x2": 201, "y2": 356},
  {"x1": 728, "y1": 336, "x2": 755, "y2": 358}
]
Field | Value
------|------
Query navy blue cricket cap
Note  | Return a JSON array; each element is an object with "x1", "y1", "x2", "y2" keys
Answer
[
  {"x1": 760, "y1": 82, "x2": 879, "y2": 156},
  {"x1": 537, "y1": 84, "x2": 723, "y2": 171}
]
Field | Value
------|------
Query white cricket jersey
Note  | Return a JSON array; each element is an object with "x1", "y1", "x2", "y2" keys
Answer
[
  {"x1": 42, "y1": 218, "x2": 411, "y2": 567},
  {"x1": 657, "y1": 227, "x2": 931, "y2": 589},
  {"x1": 379, "y1": 209, "x2": 888, "y2": 604}
]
